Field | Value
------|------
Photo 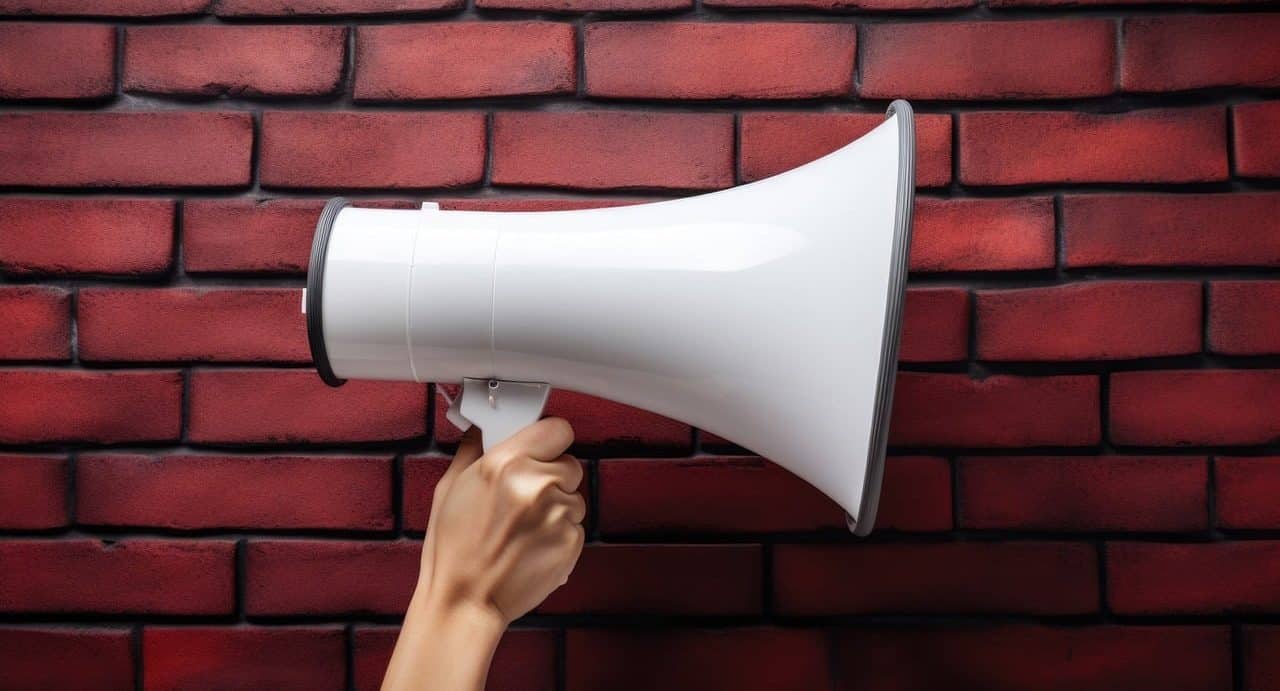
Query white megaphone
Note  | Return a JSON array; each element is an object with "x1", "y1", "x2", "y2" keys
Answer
[{"x1": 302, "y1": 101, "x2": 915, "y2": 535}]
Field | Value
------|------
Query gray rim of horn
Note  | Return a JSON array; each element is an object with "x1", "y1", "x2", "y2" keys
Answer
[
  {"x1": 308, "y1": 196, "x2": 350, "y2": 388},
  {"x1": 848, "y1": 99, "x2": 916, "y2": 536}
]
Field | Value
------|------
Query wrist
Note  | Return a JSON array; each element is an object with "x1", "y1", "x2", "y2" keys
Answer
[{"x1": 408, "y1": 583, "x2": 508, "y2": 646}]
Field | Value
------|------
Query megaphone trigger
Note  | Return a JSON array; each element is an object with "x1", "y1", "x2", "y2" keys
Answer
[{"x1": 447, "y1": 378, "x2": 553, "y2": 453}]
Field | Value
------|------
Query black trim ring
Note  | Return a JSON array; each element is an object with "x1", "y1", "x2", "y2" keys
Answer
[{"x1": 307, "y1": 197, "x2": 349, "y2": 388}]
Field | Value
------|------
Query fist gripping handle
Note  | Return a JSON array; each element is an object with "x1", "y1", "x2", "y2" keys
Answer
[{"x1": 443, "y1": 379, "x2": 552, "y2": 452}]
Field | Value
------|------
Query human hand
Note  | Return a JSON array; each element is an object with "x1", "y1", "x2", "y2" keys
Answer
[{"x1": 418, "y1": 418, "x2": 586, "y2": 625}]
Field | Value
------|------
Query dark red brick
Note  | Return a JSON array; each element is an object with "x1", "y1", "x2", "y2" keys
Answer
[
  {"x1": 0, "y1": 112, "x2": 252, "y2": 187},
  {"x1": 0, "y1": 455, "x2": 67, "y2": 530},
  {"x1": 1110, "y1": 370, "x2": 1280, "y2": 446},
  {"x1": 435, "y1": 197, "x2": 645, "y2": 212},
  {"x1": 260, "y1": 111, "x2": 486, "y2": 189},
  {"x1": 245, "y1": 539, "x2": 419, "y2": 615},
  {"x1": 1064, "y1": 193, "x2": 1280, "y2": 268},
  {"x1": 78, "y1": 453, "x2": 392, "y2": 530},
  {"x1": 356, "y1": 23, "x2": 575, "y2": 100},
  {"x1": 1215, "y1": 457, "x2": 1280, "y2": 529},
  {"x1": 1122, "y1": 15, "x2": 1280, "y2": 92},
  {"x1": 739, "y1": 112, "x2": 951, "y2": 187},
  {"x1": 902, "y1": 287, "x2": 969, "y2": 362},
  {"x1": 862, "y1": 20, "x2": 1114, "y2": 100},
  {"x1": 435, "y1": 388, "x2": 691, "y2": 454},
  {"x1": 708, "y1": 0, "x2": 971, "y2": 8},
  {"x1": 959, "y1": 108, "x2": 1228, "y2": 185},
  {"x1": 835, "y1": 625, "x2": 1230, "y2": 691},
  {"x1": 492, "y1": 111, "x2": 733, "y2": 191},
  {"x1": 184, "y1": 198, "x2": 324, "y2": 274},
  {"x1": 774, "y1": 542, "x2": 1098, "y2": 615},
  {"x1": 0, "y1": 286, "x2": 69, "y2": 360},
  {"x1": 0, "y1": 198, "x2": 174, "y2": 276},
  {"x1": 479, "y1": 0, "x2": 687, "y2": 9},
  {"x1": 0, "y1": 0, "x2": 207, "y2": 13},
  {"x1": 890, "y1": 373, "x2": 1100, "y2": 447},
  {"x1": 960, "y1": 456, "x2": 1207, "y2": 531},
  {"x1": 976, "y1": 282, "x2": 1202, "y2": 361},
  {"x1": 189, "y1": 369, "x2": 426, "y2": 444},
  {"x1": 1210, "y1": 281, "x2": 1280, "y2": 355},
  {"x1": 0, "y1": 539, "x2": 234, "y2": 614},
  {"x1": 539, "y1": 544, "x2": 761, "y2": 615},
  {"x1": 0, "y1": 369, "x2": 181, "y2": 443},
  {"x1": 586, "y1": 23, "x2": 855, "y2": 99},
  {"x1": 125, "y1": 25, "x2": 345, "y2": 97},
  {"x1": 78, "y1": 288, "x2": 308, "y2": 363},
  {"x1": 0, "y1": 628, "x2": 134, "y2": 691},
  {"x1": 401, "y1": 454, "x2": 448, "y2": 533},
  {"x1": 144, "y1": 627, "x2": 345, "y2": 691},
  {"x1": 354, "y1": 627, "x2": 556, "y2": 691},
  {"x1": 1109, "y1": 541, "x2": 1280, "y2": 614},
  {"x1": 215, "y1": 0, "x2": 460, "y2": 14},
  {"x1": 0, "y1": 23, "x2": 114, "y2": 99},
  {"x1": 911, "y1": 197, "x2": 1056, "y2": 272},
  {"x1": 566, "y1": 628, "x2": 830, "y2": 691},
  {"x1": 1234, "y1": 101, "x2": 1280, "y2": 178},
  {"x1": 1245, "y1": 626, "x2": 1280, "y2": 691}
]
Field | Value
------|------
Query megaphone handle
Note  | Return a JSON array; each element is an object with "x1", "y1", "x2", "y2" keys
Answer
[{"x1": 445, "y1": 378, "x2": 552, "y2": 452}]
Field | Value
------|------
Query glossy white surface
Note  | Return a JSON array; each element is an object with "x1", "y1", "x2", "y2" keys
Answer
[{"x1": 318, "y1": 111, "x2": 906, "y2": 526}]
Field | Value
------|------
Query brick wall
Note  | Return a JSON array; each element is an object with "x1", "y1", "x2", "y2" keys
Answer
[{"x1": 0, "y1": 1, "x2": 1278, "y2": 689}]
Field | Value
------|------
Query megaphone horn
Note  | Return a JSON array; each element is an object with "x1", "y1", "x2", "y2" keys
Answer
[{"x1": 303, "y1": 100, "x2": 916, "y2": 536}]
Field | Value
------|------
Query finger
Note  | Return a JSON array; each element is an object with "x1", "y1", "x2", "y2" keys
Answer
[
  {"x1": 446, "y1": 426, "x2": 484, "y2": 475},
  {"x1": 536, "y1": 454, "x2": 584, "y2": 493},
  {"x1": 491, "y1": 417, "x2": 574, "y2": 463},
  {"x1": 541, "y1": 486, "x2": 587, "y2": 524}
]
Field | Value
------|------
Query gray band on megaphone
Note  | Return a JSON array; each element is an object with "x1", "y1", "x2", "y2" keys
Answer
[{"x1": 307, "y1": 196, "x2": 350, "y2": 388}]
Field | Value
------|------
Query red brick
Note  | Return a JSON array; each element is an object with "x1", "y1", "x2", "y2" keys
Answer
[
  {"x1": 125, "y1": 25, "x2": 344, "y2": 97},
  {"x1": 0, "y1": 455, "x2": 67, "y2": 530},
  {"x1": 0, "y1": 286, "x2": 69, "y2": 360},
  {"x1": 902, "y1": 288, "x2": 968, "y2": 362},
  {"x1": 1215, "y1": 457, "x2": 1280, "y2": 529},
  {"x1": 1109, "y1": 541, "x2": 1280, "y2": 614},
  {"x1": 144, "y1": 627, "x2": 345, "y2": 691},
  {"x1": 479, "y1": 0, "x2": 686, "y2": 9},
  {"x1": 1235, "y1": 101, "x2": 1280, "y2": 178},
  {"x1": 260, "y1": 111, "x2": 486, "y2": 189},
  {"x1": 739, "y1": 112, "x2": 951, "y2": 186},
  {"x1": 0, "y1": 112, "x2": 251, "y2": 187},
  {"x1": 435, "y1": 388, "x2": 691, "y2": 454},
  {"x1": 959, "y1": 108, "x2": 1227, "y2": 185},
  {"x1": 566, "y1": 628, "x2": 830, "y2": 691},
  {"x1": 0, "y1": 198, "x2": 174, "y2": 276},
  {"x1": 586, "y1": 23, "x2": 855, "y2": 99},
  {"x1": 0, "y1": 628, "x2": 134, "y2": 691},
  {"x1": 1111, "y1": 370, "x2": 1280, "y2": 446},
  {"x1": 977, "y1": 281, "x2": 1202, "y2": 361},
  {"x1": 835, "y1": 625, "x2": 1230, "y2": 691},
  {"x1": 245, "y1": 539, "x2": 419, "y2": 615},
  {"x1": 0, "y1": 23, "x2": 114, "y2": 99},
  {"x1": 774, "y1": 542, "x2": 1098, "y2": 615},
  {"x1": 708, "y1": 0, "x2": 971, "y2": 8},
  {"x1": 911, "y1": 197, "x2": 1055, "y2": 272},
  {"x1": 78, "y1": 288, "x2": 308, "y2": 362},
  {"x1": 184, "y1": 198, "x2": 322, "y2": 273},
  {"x1": 436, "y1": 197, "x2": 645, "y2": 212},
  {"x1": 539, "y1": 544, "x2": 760, "y2": 615},
  {"x1": 357, "y1": 23, "x2": 574, "y2": 100},
  {"x1": 890, "y1": 373, "x2": 1100, "y2": 447},
  {"x1": 1122, "y1": 15, "x2": 1280, "y2": 92},
  {"x1": 189, "y1": 369, "x2": 425, "y2": 444},
  {"x1": 0, "y1": 0, "x2": 205, "y2": 13},
  {"x1": 492, "y1": 111, "x2": 733, "y2": 191},
  {"x1": 0, "y1": 539, "x2": 234, "y2": 614},
  {"x1": 862, "y1": 20, "x2": 1114, "y2": 100},
  {"x1": 1210, "y1": 281, "x2": 1280, "y2": 355},
  {"x1": 960, "y1": 456, "x2": 1207, "y2": 532},
  {"x1": 354, "y1": 627, "x2": 556, "y2": 691},
  {"x1": 1064, "y1": 193, "x2": 1280, "y2": 268},
  {"x1": 1246, "y1": 626, "x2": 1280, "y2": 691},
  {"x1": 78, "y1": 453, "x2": 392, "y2": 530},
  {"x1": 597, "y1": 455, "x2": 949, "y2": 534},
  {"x1": 215, "y1": 0, "x2": 460, "y2": 14},
  {"x1": 0, "y1": 369, "x2": 181, "y2": 443}
]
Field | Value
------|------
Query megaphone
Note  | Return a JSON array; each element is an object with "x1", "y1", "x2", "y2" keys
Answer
[{"x1": 303, "y1": 100, "x2": 915, "y2": 536}]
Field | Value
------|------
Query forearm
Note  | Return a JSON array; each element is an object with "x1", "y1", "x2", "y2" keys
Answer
[{"x1": 381, "y1": 585, "x2": 506, "y2": 691}]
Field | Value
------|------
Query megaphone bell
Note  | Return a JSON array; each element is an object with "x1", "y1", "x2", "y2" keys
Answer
[{"x1": 303, "y1": 100, "x2": 916, "y2": 535}]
